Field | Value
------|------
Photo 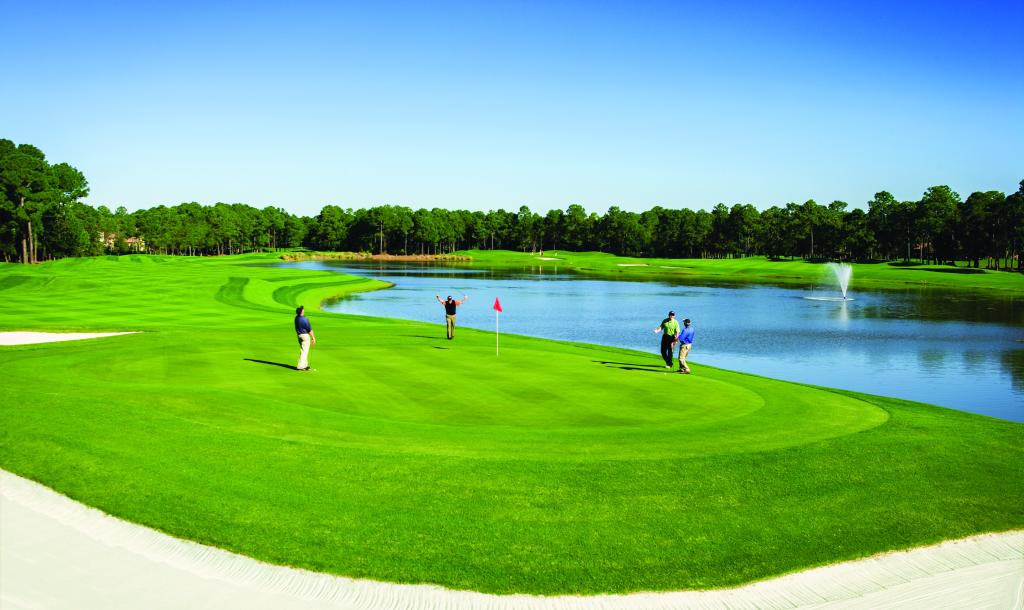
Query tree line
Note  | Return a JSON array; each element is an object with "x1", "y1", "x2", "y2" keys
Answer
[{"x1": 2, "y1": 139, "x2": 1022, "y2": 268}]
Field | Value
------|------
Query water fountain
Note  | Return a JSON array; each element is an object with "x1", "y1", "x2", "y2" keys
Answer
[
  {"x1": 804, "y1": 262, "x2": 853, "y2": 301},
  {"x1": 828, "y1": 262, "x2": 852, "y2": 300}
]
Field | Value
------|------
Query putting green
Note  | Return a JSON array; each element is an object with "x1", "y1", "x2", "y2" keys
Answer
[
  {"x1": 10, "y1": 329, "x2": 884, "y2": 461},
  {"x1": 0, "y1": 254, "x2": 1020, "y2": 595}
]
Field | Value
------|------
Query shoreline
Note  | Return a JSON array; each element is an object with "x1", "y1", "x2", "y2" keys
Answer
[
  {"x1": 281, "y1": 251, "x2": 473, "y2": 263},
  {"x1": 453, "y1": 250, "x2": 1024, "y2": 295},
  {"x1": 265, "y1": 248, "x2": 1024, "y2": 296}
]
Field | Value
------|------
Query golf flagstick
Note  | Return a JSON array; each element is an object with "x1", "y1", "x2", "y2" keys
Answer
[{"x1": 493, "y1": 297, "x2": 503, "y2": 357}]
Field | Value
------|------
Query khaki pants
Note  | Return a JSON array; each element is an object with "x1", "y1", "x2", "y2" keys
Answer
[
  {"x1": 297, "y1": 333, "x2": 311, "y2": 370},
  {"x1": 678, "y1": 343, "x2": 692, "y2": 372},
  {"x1": 445, "y1": 314, "x2": 456, "y2": 339}
]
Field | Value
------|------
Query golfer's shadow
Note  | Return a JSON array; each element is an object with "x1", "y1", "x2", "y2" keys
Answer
[
  {"x1": 399, "y1": 334, "x2": 451, "y2": 348},
  {"x1": 593, "y1": 360, "x2": 666, "y2": 374},
  {"x1": 244, "y1": 358, "x2": 295, "y2": 370},
  {"x1": 593, "y1": 360, "x2": 663, "y2": 368},
  {"x1": 614, "y1": 366, "x2": 669, "y2": 373}
]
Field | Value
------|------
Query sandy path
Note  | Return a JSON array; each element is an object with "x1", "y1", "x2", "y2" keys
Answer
[
  {"x1": 0, "y1": 331, "x2": 139, "y2": 346},
  {"x1": 1, "y1": 471, "x2": 1020, "y2": 609}
]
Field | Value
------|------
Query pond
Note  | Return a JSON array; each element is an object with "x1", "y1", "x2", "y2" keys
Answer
[{"x1": 283, "y1": 261, "x2": 1024, "y2": 422}]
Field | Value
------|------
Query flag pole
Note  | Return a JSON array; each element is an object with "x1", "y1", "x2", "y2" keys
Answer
[{"x1": 492, "y1": 297, "x2": 502, "y2": 357}]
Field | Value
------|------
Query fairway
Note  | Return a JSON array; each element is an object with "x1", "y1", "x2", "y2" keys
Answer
[{"x1": 0, "y1": 254, "x2": 1021, "y2": 595}]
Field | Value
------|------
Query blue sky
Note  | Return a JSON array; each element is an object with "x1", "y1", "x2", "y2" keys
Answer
[{"x1": 3, "y1": 1, "x2": 1022, "y2": 215}]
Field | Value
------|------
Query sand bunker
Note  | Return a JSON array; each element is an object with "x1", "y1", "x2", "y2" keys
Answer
[
  {"x1": 2, "y1": 470, "x2": 1020, "y2": 609},
  {"x1": 538, "y1": 257, "x2": 562, "y2": 260},
  {"x1": 0, "y1": 332, "x2": 139, "y2": 346},
  {"x1": 616, "y1": 263, "x2": 648, "y2": 267}
]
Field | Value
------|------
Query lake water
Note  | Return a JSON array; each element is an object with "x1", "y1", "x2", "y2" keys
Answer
[{"x1": 285, "y1": 261, "x2": 1024, "y2": 422}]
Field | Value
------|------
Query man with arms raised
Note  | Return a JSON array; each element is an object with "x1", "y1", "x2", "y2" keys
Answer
[{"x1": 436, "y1": 294, "x2": 468, "y2": 340}]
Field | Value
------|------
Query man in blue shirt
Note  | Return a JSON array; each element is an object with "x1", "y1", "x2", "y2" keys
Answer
[
  {"x1": 294, "y1": 305, "x2": 316, "y2": 371},
  {"x1": 677, "y1": 318, "x2": 695, "y2": 374}
]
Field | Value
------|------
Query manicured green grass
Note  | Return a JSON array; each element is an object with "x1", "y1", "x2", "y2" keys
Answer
[
  {"x1": 454, "y1": 250, "x2": 1024, "y2": 294},
  {"x1": 0, "y1": 254, "x2": 1021, "y2": 594}
]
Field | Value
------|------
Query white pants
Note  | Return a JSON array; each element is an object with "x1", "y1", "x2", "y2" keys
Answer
[{"x1": 297, "y1": 333, "x2": 311, "y2": 370}]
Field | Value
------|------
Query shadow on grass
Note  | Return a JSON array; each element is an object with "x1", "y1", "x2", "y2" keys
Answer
[
  {"x1": 431, "y1": 346, "x2": 449, "y2": 350},
  {"x1": 612, "y1": 365, "x2": 674, "y2": 373},
  {"x1": 400, "y1": 334, "x2": 444, "y2": 340},
  {"x1": 592, "y1": 360, "x2": 662, "y2": 368},
  {"x1": 244, "y1": 358, "x2": 296, "y2": 370},
  {"x1": 895, "y1": 267, "x2": 987, "y2": 274}
]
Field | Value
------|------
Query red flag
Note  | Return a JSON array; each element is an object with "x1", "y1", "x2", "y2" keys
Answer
[{"x1": 493, "y1": 297, "x2": 502, "y2": 313}]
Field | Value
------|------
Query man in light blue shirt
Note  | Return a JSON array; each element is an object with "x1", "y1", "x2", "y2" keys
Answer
[{"x1": 677, "y1": 318, "x2": 695, "y2": 374}]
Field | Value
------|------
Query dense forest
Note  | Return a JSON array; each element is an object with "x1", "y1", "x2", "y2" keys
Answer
[{"x1": 2, "y1": 139, "x2": 1021, "y2": 269}]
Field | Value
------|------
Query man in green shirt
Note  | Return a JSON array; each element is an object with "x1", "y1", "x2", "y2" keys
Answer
[{"x1": 653, "y1": 310, "x2": 681, "y2": 368}]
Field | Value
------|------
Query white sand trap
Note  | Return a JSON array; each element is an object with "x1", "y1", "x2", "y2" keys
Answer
[
  {"x1": 2, "y1": 471, "x2": 1021, "y2": 609},
  {"x1": 616, "y1": 263, "x2": 648, "y2": 267},
  {"x1": 538, "y1": 257, "x2": 562, "y2": 260},
  {"x1": 0, "y1": 331, "x2": 139, "y2": 346}
]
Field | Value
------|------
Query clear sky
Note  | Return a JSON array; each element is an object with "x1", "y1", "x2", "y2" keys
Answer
[{"x1": 3, "y1": 1, "x2": 1022, "y2": 215}]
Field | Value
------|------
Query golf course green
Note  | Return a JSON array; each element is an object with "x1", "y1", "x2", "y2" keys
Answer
[{"x1": 0, "y1": 253, "x2": 1021, "y2": 594}]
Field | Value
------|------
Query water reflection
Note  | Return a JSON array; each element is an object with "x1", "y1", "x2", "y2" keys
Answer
[
  {"x1": 1002, "y1": 349, "x2": 1024, "y2": 393},
  {"x1": 283, "y1": 261, "x2": 1024, "y2": 422}
]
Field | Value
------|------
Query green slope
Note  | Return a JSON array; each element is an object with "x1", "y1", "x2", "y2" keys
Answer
[{"x1": 0, "y1": 254, "x2": 1021, "y2": 594}]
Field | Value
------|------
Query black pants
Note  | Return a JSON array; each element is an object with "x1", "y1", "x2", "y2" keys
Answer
[{"x1": 660, "y1": 334, "x2": 675, "y2": 367}]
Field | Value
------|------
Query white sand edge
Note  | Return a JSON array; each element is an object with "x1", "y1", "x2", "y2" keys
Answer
[
  {"x1": 616, "y1": 263, "x2": 648, "y2": 267},
  {"x1": 0, "y1": 331, "x2": 139, "y2": 346},
  {"x1": 1, "y1": 471, "x2": 1021, "y2": 609},
  {"x1": 538, "y1": 257, "x2": 562, "y2": 260}
]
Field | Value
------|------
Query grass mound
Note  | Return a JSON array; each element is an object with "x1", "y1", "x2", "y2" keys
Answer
[{"x1": 0, "y1": 254, "x2": 1021, "y2": 594}]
